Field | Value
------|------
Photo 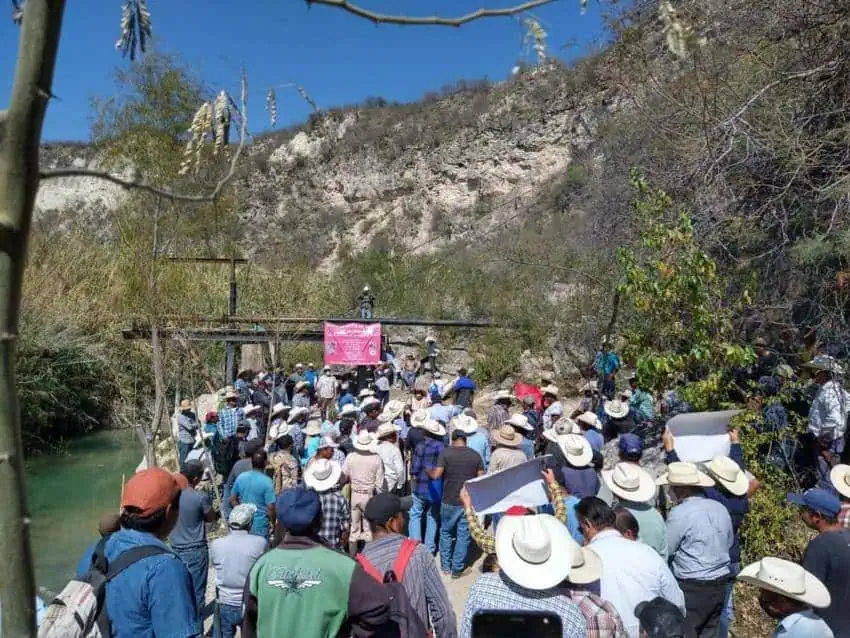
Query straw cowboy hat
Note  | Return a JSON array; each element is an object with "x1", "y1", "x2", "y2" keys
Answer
[
  {"x1": 558, "y1": 434, "x2": 593, "y2": 468},
  {"x1": 451, "y1": 414, "x2": 479, "y2": 434},
  {"x1": 830, "y1": 464, "x2": 850, "y2": 499},
  {"x1": 376, "y1": 422, "x2": 399, "y2": 439},
  {"x1": 492, "y1": 390, "x2": 516, "y2": 403},
  {"x1": 421, "y1": 419, "x2": 447, "y2": 438},
  {"x1": 604, "y1": 400, "x2": 629, "y2": 420},
  {"x1": 268, "y1": 420, "x2": 291, "y2": 441},
  {"x1": 495, "y1": 514, "x2": 574, "y2": 590},
  {"x1": 304, "y1": 459, "x2": 342, "y2": 492},
  {"x1": 358, "y1": 388, "x2": 376, "y2": 399},
  {"x1": 379, "y1": 400, "x2": 406, "y2": 422},
  {"x1": 506, "y1": 414, "x2": 533, "y2": 432},
  {"x1": 602, "y1": 462, "x2": 657, "y2": 503},
  {"x1": 541, "y1": 385, "x2": 560, "y2": 398},
  {"x1": 657, "y1": 461, "x2": 715, "y2": 488},
  {"x1": 287, "y1": 406, "x2": 310, "y2": 424},
  {"x1": 542, "y1": 417, "x2": 580, "y2": 443},
  {"x1": 295, "y1": 381, "x2": 310, "y2": 393},
  {"x1": 803, "y1": 354, "x2": 844, "y2": 375},
  {"x1": 705, "y1": 456, "x2": 749, "y2": 496},
  {"x1": 492, "y1": 425, "x2": 523, "y2": 448},
  {"x1": 270, "y1": 402, "x2": 290, "y2": 419},
  {"x1": 179, "y1": 399, "x2": 193, "y2": 411},
  {"x1": 738, "y1": 557, "x2": 831, "y2": 609},
  {"x1": 243, "y1": 404, "x2": 261, "y2": 417},
  {"x1": 564, "y1": 538, "x2": 603, "y2": 585},
  {"x1": 410, "y1": 409, "x2": 430, "y2": 429},
  {"x1": 303, "y1": 420, "x2": 322, "y2": 437},
  {"x1": 338, "y1": 404, "x2": 359, "y2": 418},
  {"x1": 353, "y1": 430, "x2": 377, "y2": 452},
  {"x1": 576, "y1": 411, "x2": 602, "y2": 430}
]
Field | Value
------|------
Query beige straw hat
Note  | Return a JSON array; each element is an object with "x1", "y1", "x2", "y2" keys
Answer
[
  {"x1": 705, "y1": 456, "x2": 749, "y2": 496},
  {"x1": 492, "y1": 424, "x2": 522, "y2": 447},
  {"x1": 657, "y1": 461, "x2": 715, "y2": 488}
]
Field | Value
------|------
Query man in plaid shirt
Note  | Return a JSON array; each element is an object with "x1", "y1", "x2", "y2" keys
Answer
[
  {"x1": 304, "y1": 459, "x2": 350, "y2": 551},
  {"x1": 409, "y1": 421, "x2": 446, "y2": 553},
  {"x1": 217, "y1": 391, "x2": 243, "y2": 439},
  {"x1": 831, "y1": 464, "x2": 850, "y2": 528}
]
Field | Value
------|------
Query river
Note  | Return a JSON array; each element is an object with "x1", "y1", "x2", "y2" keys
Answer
[{"x1": 26, "y1": 429, "x2": 140, "y2": 594}]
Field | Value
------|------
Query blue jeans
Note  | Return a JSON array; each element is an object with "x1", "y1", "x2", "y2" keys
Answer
[
  {"x1": 214, "y1": 602, "x2": 242, "y2": 638},
  {"x1": 222, "y1": 482, "x2": 232, "y2": 522},
  {"x1": 439, "y1": 503, "x2": 470, "y2": 575},
  {"x1": 177, "y1": 441, "x2": 193, "y2": 472},
  {"x1": 719, "y1": 561, "x2": 741, "y2": 638},
  {"x1": 409, "y1": 494, "x2": 439, "y2": 553},
  {"x1": 173, "y1": 543, "x2": 208, "y2": 616}
]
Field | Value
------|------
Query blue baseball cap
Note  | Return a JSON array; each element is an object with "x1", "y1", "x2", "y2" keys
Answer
[
  {"x1": 619, "y1": 433, "x2": 643, "y2": 458},
  {"x1": 276, "y1": 487, "x2": 321, "y2": 532},
  {"x1": 786, "y1": 488, "x2": 841, "y2": 519}
]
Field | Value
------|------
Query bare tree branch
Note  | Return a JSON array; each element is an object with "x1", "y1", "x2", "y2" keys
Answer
[
  {"x1": 39, "y1": 71, "x2": 250, "y2": 204},
  {"x1": 307, "y1": 0, "x2": 559, "y2": 26}
]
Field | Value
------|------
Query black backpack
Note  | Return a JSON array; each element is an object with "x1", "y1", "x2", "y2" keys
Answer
[{"x1": 356, "y1": 539, "x2": 430, "y2": 638}]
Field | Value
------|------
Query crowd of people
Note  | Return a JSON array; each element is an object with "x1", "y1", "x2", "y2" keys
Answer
[{"x1": 41, "y1": 341, "x2": 850, "y2": 638}]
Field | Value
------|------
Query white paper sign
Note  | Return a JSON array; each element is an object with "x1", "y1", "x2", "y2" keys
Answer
[
  {"x1": 666, "y1": 410, "x2": 740, "y2": 463},
  {"x1": 464, "y1": 456, "x2": 552, "y2": 515}
]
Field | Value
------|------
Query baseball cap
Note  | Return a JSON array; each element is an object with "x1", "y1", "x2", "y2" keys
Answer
[
  {"x1": 121, "y1": 468, "x2": 180, "y2": 517},
  {"x1": 364, "y1": 493, "x2": 412, "y2": 525},
  {"x1": 786, "y1": 488, "x2": 841, "y2": 518},
  {"x1": 276, "y1": 487, "x2": 321, "y2": 533},
  {"x1": 634, "y1": 597, "x2": 687, "y2": 638},
  {"x1": 619, "y1": 433, "x2": 643, "y2": 458},
  {"x1": 183, "y1": 460, "x2": 204, "y2": 482}
]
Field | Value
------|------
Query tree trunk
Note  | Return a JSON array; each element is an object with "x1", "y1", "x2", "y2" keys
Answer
[{"x1": 0, "y1": 1, "x2": 66, "y2": 634}]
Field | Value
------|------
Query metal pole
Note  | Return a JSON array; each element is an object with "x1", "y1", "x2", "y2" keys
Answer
[{"x1": 225, "y1": 258, "x2": 238, "y2": 384}]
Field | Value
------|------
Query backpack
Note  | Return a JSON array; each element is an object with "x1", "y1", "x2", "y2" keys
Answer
[
  {"x1": 38, "y1": 537, "x2": 170, "y2": 638},
  {"x1": 356, "y1": 539, "x2": 429, "y2": 638},
  {"x1": 211, "y1": 433, "x2": 239, "y2": 476}
]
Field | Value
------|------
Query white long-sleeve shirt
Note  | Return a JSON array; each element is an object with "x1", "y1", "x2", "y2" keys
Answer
[
  {"x1": 377, "y1": 440, "x2": 405, "y2": 493},
  {"x1": 808, "y1": 380, "x2": 849, "y2": 442},
  {"x1": 589, "y1": 529, "x2": 686, "y2": 638}
]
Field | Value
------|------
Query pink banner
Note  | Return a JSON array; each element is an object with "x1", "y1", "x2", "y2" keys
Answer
[{"x1": 324, "y1": 322, "x2": 382, "y2": 366}]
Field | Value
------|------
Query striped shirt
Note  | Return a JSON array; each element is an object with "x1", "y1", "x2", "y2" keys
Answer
[
  {"x1": 461, "y1": 573, "x2": 587, "y2": 638},
  {"x1": 840, "y1": 502, "x2": 850, "y2": 529},
  {"x1": 360, "y1": 534, "x2": 457, "y2": 638},
  {"x1": 569, "y1": 589, "x2": 629, "y2": 638}
]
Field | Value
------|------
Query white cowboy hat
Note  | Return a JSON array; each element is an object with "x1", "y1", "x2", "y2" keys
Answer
[
  {"x1": 620, "y1": 389, "x2": 633, "y2": 400},
  {"x1": 303, "y1": 420, "x2": 322, "y2": 437},
  {"x1": 317, "y1": 434, "x2": 339, "y2": 449},
  {"x1": 581, "y1": 381, "x2": 598, "y2": 393},
  {"x1": 706, "y1": 456, "x2": 749, "y2": 496},
  {"x1": 295, "y1": 381, "x2": 310, "y2": 392},
  {"x1": 558, "y1": 434, "x2": 593, "y2": 468},
  {"x1": 379, "y1": 399, "x2": 406, "y2": 422},
  {"x1": 829, "y1": 464, "x2": 850, "y2": 499},
  {"x1": 268, "y1": 421, "x2": 291, "y2": 441},
  {"x1": 803, "y1": 354, "x2": 845, "y2": 375},
  {"x1": 323, "y1": 365, "x2": 331, "y2": 372},
  {"x1": 738, "y1": 557, "x2": 831, "y2": 609},
  {"x1": 575, "y1": 411, "x2": 602, "y2": 430},
  {"x1": 358, "y1": 388, "x2": 376, "y2": 399},
  {"x1": 223, "y1": 389, "x2": 239, "y2": 401},
  {"x1": 604, "y1": 400, "x2": 629, "y2": 420},
  {"x1": 506, "y1": 414, "x2": 533, "y2": 432},
  {"x1": 564, "y1": 540, "x2": 602, "y2": 585},
  {"x1": 287, "y1": 406, "x2": 310, "y2": 424},
  {"x1": 410, "y1": 410, "x2": 430, "y2": 429},
  {"x1": 360, "y1": 397, "x2": 381, "y2": 412},
  {"x1": 657, "y1": 461, "x2": 715, "y2": 488},
  {"x1": 495, "y1": 514, "x2": 574, "y2": 591},
  {"x1": 542, "y1": 417, "x2": 580, "y2": 443},
  {"x1": 304, "y1": 459, "x2": 343, "y2": 492},
  {"x1": 493, "y1": 390, "x2": 516, "y2": 403},
  {"x1": 338, "y1": 404, "x2": 359, "y2": 418},
  {"x1": 295, "y1": 363, "x2": 304, "y2": 368},
  {"x1": 492, "y1": 424, "x2": 522, "y2": 448},
  {"x1": 421, "y1": 419, "x2": 447, "y2": 438},
  {"x1": 451, "y1": 414, "x2": 479, "y2": 434},
  {"x1": 217, "y1": 385, "x2": 235, "y2": 397},
  {"x1": 270, "y1": 402, "x2": 290, "y2": 418},
  {"x1": 353, "y1": 430, "x2": 377, "y2": 452},
  {"x1": 243, "y1": 404, "x2": 261, "y2": 416},
  {"x1": 425, "y1": 335, "x2": 436, "y2": 343},
  {"x1": 541, "y1": 385, "x2": 560, "y2": 398},
  {"x1": 376, "y1": 422, "x2": 399, "y2": 439},
  {"x1": 602, "y1": 462, "x2": 657, "y2": 503}
]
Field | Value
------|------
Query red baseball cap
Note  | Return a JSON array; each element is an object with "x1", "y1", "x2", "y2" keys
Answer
[{"x1": 121, "y1": 468, "x2": 180, "y2": 517}]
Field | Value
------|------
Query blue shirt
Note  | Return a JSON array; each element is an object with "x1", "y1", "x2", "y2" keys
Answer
[
  {"x1": 337, "y1": 393, "x2": 355, "y2": 409},
  {"x1": 411, "y1": 438, "x2": 446, "y2": 500},
  {"x1": 560, "y1": 466, "x2": 600, "y2": 499},
  {"x1": 593, "y1": 351, "x2": 621, "y2": 377},
  {"x1": 583, "y1": 428, "x2": 604, "y2": 453},
  {"x1": 518, "y1": 435, "x2": 534, "y2": 460},
  {"x1": 563, "y1": 494, "x2": 585, "y2": 545},
  {"x1": 466, "y1": 430, "x2": 491, "y2": 469},
  {"x1": 300, "y1": 435, "x2": 321, "y2": 467},
  {"x1": 232, "y1": 470, "x2": 275, "y2": 536},
  {"x1": 76, "y1": 529, "x2": 200, "y2": 638},
  {"x1": 430, "y1": 402, "x2": 461, "y2": 426},
  {"x1": 773, "y1": 610, "x2": 834, "y2": 637},
  {"x1": 666, "y1": 495, "x2": 733, "y2": 580},
  {"x1": 304, "y1": 370, "x2": 318, "y2": 388},
  {"x1": 217, "y1": 407, "x2": 243, "y2": 439}
]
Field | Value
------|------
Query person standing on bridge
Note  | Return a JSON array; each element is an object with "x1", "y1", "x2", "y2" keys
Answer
[{"x1": 357, "y1": 285, "x2": 375, "y2": 320}]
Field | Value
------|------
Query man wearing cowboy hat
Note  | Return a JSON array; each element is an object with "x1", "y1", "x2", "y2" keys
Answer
[
  {"x1": 235, "y1": 368, "x2": 253, "y2": 406},
  {"x1": 541, "y1": 385, "x2": 564, "y2": 431},
  {"x1": 409, "y1": 418, "x2": 447, "y2": 554},
  {"x1": 593, "y1": 340, "x2": 621, "y2": 399},
  {"x1": 409, "y1": 386, "x2": 430, "y2": 413},
  {"x1": 576, "y1": 497, "x2": 685, "y2": 638},
  {"x1": 603, "y1": 399, "x2": 635, "y2": 440},
  {"x1": 375, "y1": 422, "x2": 405, "y2": 495},
  {"x1": 299, "y1": 420, "x2": 323, "y2": 468},
  {"x1": 786, "y1": 487, "x2": 850, "y2": 636},
  {"x1": 505, "y1": 414, "x2": 535, "y2": 460},
  {"x1": 359, "y1": 397, "x2": 382, "y2": 433},
  {"x1": 602, "y1": 462, "x2": 666, "y2": 560},
  {"x1": 831, "y1": 463, "x2": 850, "y2": 528},
  {"x1": 486, "y1": 390, "x2": 514, "y2": 431},
  {"x1": 557, "y1": 433, "x2": 600, "y2": 499},
  {"x1": 217, "y1": 389, "x2": 243, "y2": 440},
  {"x1": 575, "y1": 411, "x2": 604, "y2": 453},
  {"x1": 176, "y1": 398, "x2": 200, "y2": 472},
  {"x1": 488, "y1": 424, "x2": 528, "y2": 474},
  {"x1": 209, "y1": 503, "x2": 267, "y2": 638},
  {"x1": 342, "y1": 431, "x2": 384, "y2": 554},
  {"x1": 461, "y1": 511, "x2": 588, "y2": 637},
  {"x1": 453, "y1": 414, "x2": 490, "y2": 469},
  {"x1": 286, "y1": 406, "x2": 310, "y2": 461},
  {"x1": 737, "y1": 557, "x2": 833, "y2": 637},
  {"x1": 357, "y1": 285, "x2": 375, "y2": 319},
  {"x1": 628, "y1": 376, "x2": 655, "y2": 424},
  {"x1": 804, "y1": 354, "x2": 849, "y2": 488},
  {"x1": 304, "y1": 459, "x2": 350, "y2": 552},
  {"x1": 316, "y1": 366, "x2": 337, "y2": 420},
  {"x1": 337, "y1": 382, "x2": 355, "y2": 412},
  {"x1": 292, "y1": 380, "x2": 312, "y2": 410},
  {"x1": 660, "y1": 462, "x2": 734, "y2": 638}
]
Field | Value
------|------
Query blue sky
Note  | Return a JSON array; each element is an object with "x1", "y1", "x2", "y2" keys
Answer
[{"x1": 1, "y1": 0, "x2": 610, "y2": 141}]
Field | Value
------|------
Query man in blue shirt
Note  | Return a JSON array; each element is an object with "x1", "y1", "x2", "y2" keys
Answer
[
  {"x1": 592, "y1": 341, "x2": 621, "y2": 399},
  {"x1": 231, "y1": 449, "x2": 276, "y2": 538},
  {"x1": 76, "y1": 468, "x2": 200, "y2": 637}
]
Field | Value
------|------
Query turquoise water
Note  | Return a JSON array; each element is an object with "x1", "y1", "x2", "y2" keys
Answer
[{"x1": 26, "y1": 429, "x2": 140, "y2": 594}]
